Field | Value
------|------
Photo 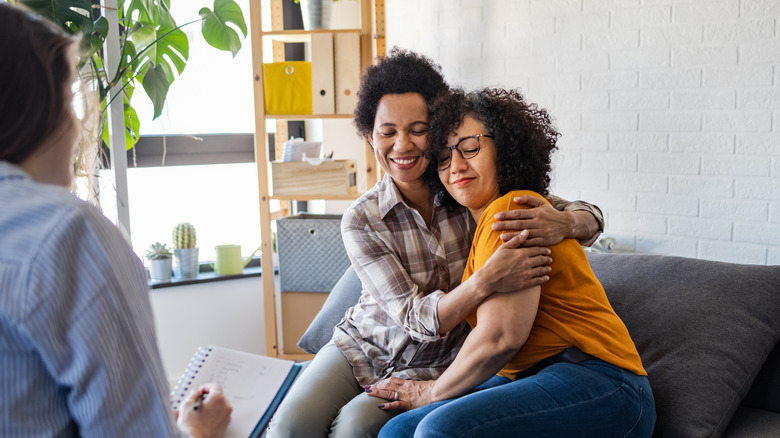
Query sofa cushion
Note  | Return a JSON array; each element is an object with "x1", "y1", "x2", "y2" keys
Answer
[
  {"x1": 586, "y1": 253, "x2": 780, "y2": 438},
  {"x1": 722, "y1": 406, "x2": 780, "y2": 438},
  {"x1": 741, "y1": 340, "x2": 780, "y2": 413},
  {"x1": 297, "y1": 265, "x2": 362, "y2": 354}
]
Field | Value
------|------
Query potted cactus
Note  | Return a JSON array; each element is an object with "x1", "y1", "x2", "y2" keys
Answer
[
  {"x1": 172, "y1": 222, "x2": 199, "y2": 279},
  {"x1": 146, "y1": 242, "x2": 173, "y2": 283}
]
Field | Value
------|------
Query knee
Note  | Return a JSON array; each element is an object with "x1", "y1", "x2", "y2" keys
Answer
[
  {"x1": 414, "y1": 410, "x2": 456, "y2": 438},
  {"x1": 267, "y1": 397, "x2": 329, "y2": 438},
  {"x1": 378, "y1": 413, "x2": 418, "y2": 438}
]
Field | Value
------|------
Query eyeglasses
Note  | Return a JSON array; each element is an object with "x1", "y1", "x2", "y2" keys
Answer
[{"x1": 436, "y1": 134, "x2": 493, "y2": 171}]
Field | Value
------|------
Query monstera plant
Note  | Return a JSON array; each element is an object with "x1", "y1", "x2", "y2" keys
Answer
[{"x1": 13, "y1": 0, "x2": 247, "y2": 150}]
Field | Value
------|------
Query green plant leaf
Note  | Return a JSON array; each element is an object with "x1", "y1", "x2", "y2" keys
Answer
[
  {"x1": 199, "y1": 0, "x2": 247, "y2": 57},
  {"x1": 131, "y1": 23, "x2": 189, "y2": 81},
  {"x1": 122, "y1": 0, "x2": 176, "y2": 28},
  {"x1": 81, "y1": 16, "x2": 109, "y2": 61},
  {"x1": 142, "y1": 62, "x2": 171, "y2": 119},
  {"x1": 20, "y1": 0, "x2": 94, "y2": 36},
  {"x1": 101, "y1": 100, "x2": 141, "y2": 150}
]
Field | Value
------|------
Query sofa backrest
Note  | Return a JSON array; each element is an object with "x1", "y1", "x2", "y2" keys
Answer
[
  {"x1": 587, "y1": 252, "x2": 780, "y2": 438},
  {"x1": 741, "y1": 340, "x2": 780, "y2": 413}
]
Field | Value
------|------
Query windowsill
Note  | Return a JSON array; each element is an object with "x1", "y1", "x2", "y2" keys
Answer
[{"x1": 148, "y1": 257, "x2": 277, "y2": 290}]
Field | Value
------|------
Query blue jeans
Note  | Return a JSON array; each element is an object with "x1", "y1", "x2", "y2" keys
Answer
[{"x1": 378, "y1": 359, "x2": 656, "y2": 438}]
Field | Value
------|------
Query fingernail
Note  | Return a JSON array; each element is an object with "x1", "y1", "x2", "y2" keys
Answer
[
  {"x1": 377, "y1": 404, "x2": 385, "y2": 409},
  {"x1": 364, "y1": 386, "x2": 372, "y2": 393}
]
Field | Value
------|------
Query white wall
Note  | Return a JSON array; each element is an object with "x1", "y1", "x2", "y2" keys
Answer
[
  {"x1": 150, "y1": 277, "x2": 266, "y2": 381},
  {"x1": 385, "y1": 0, "x2": 780, "y2": 265}
]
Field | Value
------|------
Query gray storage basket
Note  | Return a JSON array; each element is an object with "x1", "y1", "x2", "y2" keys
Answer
[{"x1": 277, "y1": 214, "x2": 351, "y2": 292}]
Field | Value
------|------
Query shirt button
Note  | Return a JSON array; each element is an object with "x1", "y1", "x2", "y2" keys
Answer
[
  {"x1": 439, "y1": 265, "x2": 446, "y2": 272},
  {"x1": 400, "y1": 359, "x2": 407, "y2": 365}
]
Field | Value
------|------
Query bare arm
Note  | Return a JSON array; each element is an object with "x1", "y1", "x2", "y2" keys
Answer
[
  {"x1": 432, "y1": 286, "x2": 540, "y2": 401},
  {"x1": 370, "y1": 286, "x2": 540, "y2": 409},
  {"x1": 491, "y1": 195, "x2": 603, "y2": 246},
  {"x1": 436, "y1": 231, "x2": 550, "y2": 334}
]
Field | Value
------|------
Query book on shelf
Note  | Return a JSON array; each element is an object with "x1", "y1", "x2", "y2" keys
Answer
[{"x1": 170, "y1": 345, "x2": 302, "y2": 438}]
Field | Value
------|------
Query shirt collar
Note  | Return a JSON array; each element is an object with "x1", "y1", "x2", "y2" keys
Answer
[
  {"x1": 0, "y1": 161, "x2": 29, "y2": 182},
  {"x1": 376, "y1": 173, "x2": 442, "y2": 219},
  {"x1": 377, "y1": 173, "x2": 403, "y2": 219}
]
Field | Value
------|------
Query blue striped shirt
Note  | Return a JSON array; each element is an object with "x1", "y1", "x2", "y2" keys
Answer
[{"x1": 0, "y1": 162, "x2": 182, "y2": 437}]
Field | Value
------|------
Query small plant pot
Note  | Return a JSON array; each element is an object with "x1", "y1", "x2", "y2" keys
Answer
[
  {"x1": 149, "y1": 258, "x2": 172, "y2": 283},
  {"x1": 173, "y1": 248, "x2": 199, "y2": 279}
]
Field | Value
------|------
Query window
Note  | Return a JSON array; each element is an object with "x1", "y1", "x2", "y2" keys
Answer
[{"x1": 98, "y1": 0, "x2": 264, "y2": 264}]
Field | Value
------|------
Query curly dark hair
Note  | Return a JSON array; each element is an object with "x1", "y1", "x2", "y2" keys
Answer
[
  {"x1": 353, "y1": 47, "x2": 448, "y2": 140},
  {"x1": 428, "y1": 88, "x2": 560, "y2": 210}
]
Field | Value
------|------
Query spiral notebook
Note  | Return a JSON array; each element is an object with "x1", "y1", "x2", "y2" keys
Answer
[{"x1": 170, "y1": 345, "x2": 301, "y2": 438}]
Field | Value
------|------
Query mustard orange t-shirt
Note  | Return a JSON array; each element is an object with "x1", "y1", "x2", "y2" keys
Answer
[{"x1": 462, "y1": 190, "x2": 646, "y2": 379}]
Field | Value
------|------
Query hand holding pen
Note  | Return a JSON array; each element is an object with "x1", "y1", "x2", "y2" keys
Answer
[
  {"x1": 177, "y1": 383, "x2": 233, "y2": 438},
  {"x1": 192, "y1": 392, "x2": 206, "y2": 411}
]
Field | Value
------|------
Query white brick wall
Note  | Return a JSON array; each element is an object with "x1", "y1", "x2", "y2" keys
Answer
[{"x1": 386, "y1": 0, "x2": 780, "y2": 265}]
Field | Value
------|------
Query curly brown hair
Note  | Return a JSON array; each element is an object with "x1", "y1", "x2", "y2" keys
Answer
[
  {"x1": 353, "y1": 47, "x2": 448, "y2": 140},
  {"x1": 428, "y1": 88, "x2": 560, "y2": 210}
]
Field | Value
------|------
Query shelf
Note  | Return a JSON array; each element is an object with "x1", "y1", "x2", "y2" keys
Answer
[
  {"x1": 260, "y1": 28, "x2": 361, "y2": 43},
  {"x1": 270, "y1": 193, "x2": 363, "y2": 201},
  {"x1": 278, "y1": 352, "x2": 315, "y2": 361}
]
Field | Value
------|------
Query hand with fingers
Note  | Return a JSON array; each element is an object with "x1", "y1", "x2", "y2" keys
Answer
[
  {"x1": 476, "y1": 229, "x2": 553, "y2": 293},
  {"x1": 176, "y1": 383, "x2": 233, "y2": 438},
  {"x1": 491, "y1": 195, "x2": 576, "y2": 247},
  {"x1": 365, "y1": 377, "x2": 436, "y2": 411}
]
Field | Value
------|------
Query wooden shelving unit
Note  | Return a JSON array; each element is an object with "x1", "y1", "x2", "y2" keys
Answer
[{"x1": 248, "y1": 0, "x2": 385, "y2": 360}]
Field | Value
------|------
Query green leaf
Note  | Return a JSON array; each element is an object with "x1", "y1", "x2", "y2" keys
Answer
[
  {"x1": 122, "y1": 0, "x2": 176, "y2": 28},
  {"x1": 93, "y1": 15, "x2": 109, "y2": 38},
  {"x1": 131, "y1": 24, "x2": 189, "y2": 80},
  {"x1": 82, "y1": 16, "x2": 109, "y2": 61},
  {"x1": 101, "y1": 100, "x2": 141, "y2": 150},
  {"x1": 199, "y1": 0, "x2": 247, "y2": 57},
  {"x1": 142, "y1": 62, "x2": 171, "y2": 119},
  {"x1": 21, "y1": 0, "x2": 94, "y2": 36}
]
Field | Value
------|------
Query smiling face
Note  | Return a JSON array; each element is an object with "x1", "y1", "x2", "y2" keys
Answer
[
  {"x1": 370, "y1": 93, "x2": 431, "y2": 195},
  {"x1": 438, "y1": 115, "x2": 500, "y2": 222}
]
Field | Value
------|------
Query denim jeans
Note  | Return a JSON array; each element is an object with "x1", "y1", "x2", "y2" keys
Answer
[{"x1": 378, "y1": 358, "x2": 656, "y2": 438}]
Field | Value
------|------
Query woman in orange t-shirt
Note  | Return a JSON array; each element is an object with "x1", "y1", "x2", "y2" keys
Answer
[{"x1": 368, "y1": 88, "x2": 656, "y2": 437}]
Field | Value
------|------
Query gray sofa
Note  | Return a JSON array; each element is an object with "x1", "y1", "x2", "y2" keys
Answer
[{"x1": 297, "y1": 253, "x2": 780, "y2": 438}]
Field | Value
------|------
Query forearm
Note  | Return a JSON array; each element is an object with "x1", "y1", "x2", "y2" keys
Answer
[
  {"x1": 569, "y1": 210, "x2": 601, "y2": 244},
  {"x1": 429, "y1": 324, "x2": 518, "y2": 402},
  {"x1": 432, "y1": 288, "x2": 539, "y2": 401}
]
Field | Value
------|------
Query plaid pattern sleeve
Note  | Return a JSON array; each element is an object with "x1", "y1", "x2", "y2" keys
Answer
[
  {"x1": 333, "y1": 176, "x2": 473, "y2": 385},
  {"x1": 547, "y1": 194, "x2": 604, "y2": 247}
]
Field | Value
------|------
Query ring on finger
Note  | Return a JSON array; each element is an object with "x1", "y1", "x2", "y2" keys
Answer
[{"x1": 393, "y1": 391, "x2": 398, "y2": 401}]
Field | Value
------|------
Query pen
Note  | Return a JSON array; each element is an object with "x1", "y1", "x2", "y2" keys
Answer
[{"x1": 192, "y1": 392, "x2": 206, "y2": 411}]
